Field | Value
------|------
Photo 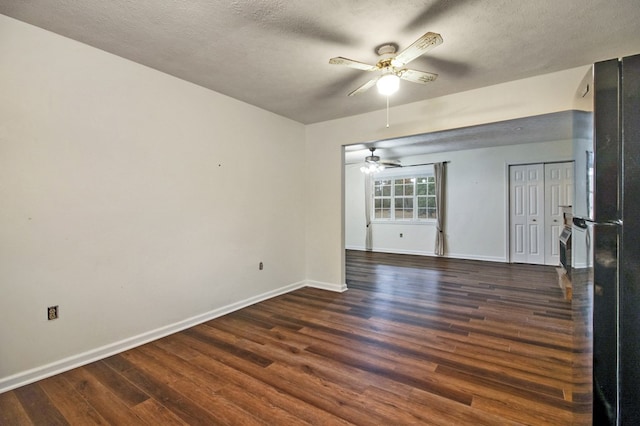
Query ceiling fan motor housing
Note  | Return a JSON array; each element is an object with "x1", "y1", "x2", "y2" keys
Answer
[
  {"x1": 376, "y1": 44, "x2": 397, "y2": 70},
  {"x1": 376, "y1": 44, "x2": 397, "y2": 57}
]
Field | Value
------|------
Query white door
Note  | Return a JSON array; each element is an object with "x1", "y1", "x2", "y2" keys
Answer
[
  {"x1": 544, "y1": 162, "x2": 574, "y2": 265},
  {"x1": 510, "y1": 164, "x2": 545, "y2": 264}
]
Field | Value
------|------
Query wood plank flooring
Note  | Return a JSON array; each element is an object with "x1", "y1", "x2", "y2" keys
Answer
[{"x1": 0, "y1": 250, "x2": 592, "y2": 425}]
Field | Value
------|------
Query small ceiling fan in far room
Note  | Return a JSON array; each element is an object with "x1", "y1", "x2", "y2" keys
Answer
[
  {"x1": 360, "y1": 147, "x2": 401, "y2": 174},
  {"x1": 329, "y1": 31, "x2": 443, "y2": 96}
]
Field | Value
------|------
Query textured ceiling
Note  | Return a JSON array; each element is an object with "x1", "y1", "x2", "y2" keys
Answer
[{"x1": 1, "y1": 0, "x2": 639, "y2": 125}]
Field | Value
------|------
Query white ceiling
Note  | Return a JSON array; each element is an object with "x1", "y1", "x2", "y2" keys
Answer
[{"x1": 1, "y1": 0, "x2": 639, "y2": 126}]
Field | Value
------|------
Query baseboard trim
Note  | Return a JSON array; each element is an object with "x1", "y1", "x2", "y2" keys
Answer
[
  {"x1": 305, "y1": 280, "x2": 348, "y2": 293},
  {"x1": 445, "y1": 252, "x2": 506, "y2": 263},
  {"x1": 0, "y1": 280, "x2": 307, "y2": 394},
  {"x1": 346, "y1": 247, "x2": 506, "y2": 263}
]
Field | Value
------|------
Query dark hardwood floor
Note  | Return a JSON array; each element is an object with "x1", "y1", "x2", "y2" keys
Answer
[{"x1": 0, "y1": 250, "x2": 592, "y2": 425}]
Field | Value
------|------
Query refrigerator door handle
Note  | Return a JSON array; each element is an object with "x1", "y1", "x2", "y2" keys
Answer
[{"x1": 572, "y1": 217, "x2": 623, "y2": 229}]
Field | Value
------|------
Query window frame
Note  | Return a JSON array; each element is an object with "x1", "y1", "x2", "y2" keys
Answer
[{"x1": 371, "y1": 166, "x2": 437, "y2": 223}]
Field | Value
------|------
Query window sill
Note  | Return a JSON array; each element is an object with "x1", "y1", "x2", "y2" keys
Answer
[{"x1": 371, "y1": 220, "x2": 436, "y2": 225}]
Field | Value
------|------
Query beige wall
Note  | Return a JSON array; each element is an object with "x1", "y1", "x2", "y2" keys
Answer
[{"x1": 0, "y1": 15, "x2": 306, "y2": 389}]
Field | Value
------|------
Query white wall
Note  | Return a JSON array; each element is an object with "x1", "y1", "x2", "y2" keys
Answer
[
  {"x1": 307, "y1": 65, "x2": 591, "y2": 287},
  {"x1": 571, "y1": 68, "x2": 595, "y2": 269},
  {"x1": 0, "y1": 15, "x2": 306, "y2": 389},
  {"x1": 346, "y1": 140, "x2": 573, "y2": 261}
]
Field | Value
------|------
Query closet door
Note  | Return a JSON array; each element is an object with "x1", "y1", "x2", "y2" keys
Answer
[
  {"x1": 544, "y1": 162, "x2": 574, "y2": 265},
  {"x1": 510, "y1": 164, "x2": 545, "y2": 264}
]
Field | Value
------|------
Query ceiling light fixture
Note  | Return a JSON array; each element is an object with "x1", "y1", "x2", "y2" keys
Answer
[
  {"x1": 377, "y1": 72, "x2": 400, "y2": 96},
  {"x1": 360, "y1": 148, "x2": 386, "y2": 174},
  {"x1": 360, "y1": 163, "x2": 386, "y2": 174}
]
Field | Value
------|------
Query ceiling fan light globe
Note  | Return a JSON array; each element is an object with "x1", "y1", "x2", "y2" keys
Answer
[
  {"x1": 360, "y1": 163, "x2": 385, "y2": 174},
  {"x1": 377, "y1": 74, "x2": 400, "y2": 95}
]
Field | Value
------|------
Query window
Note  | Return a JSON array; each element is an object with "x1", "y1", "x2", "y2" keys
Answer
[
  {"x1": 416, "y1": 176, "x2": 436, "y2": 219},
  {"x1": 373, "y1": 174, "x2": 436, "y2": 221},
  {"x1": 373, "y1": 179, "x2": 392, "y2": 218}
]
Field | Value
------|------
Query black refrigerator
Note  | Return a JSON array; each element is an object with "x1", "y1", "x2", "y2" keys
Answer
[{"x1": 585, "y1": 53, "x2": 640, "y2": 425}]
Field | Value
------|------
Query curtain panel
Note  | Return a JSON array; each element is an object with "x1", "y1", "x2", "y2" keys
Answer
[
  {"x1": 364, "y1": 173, "x2": 373, "y2": 250},
  {"x1": 434, "y1": 162, "x2": 446, "y2": 256}
]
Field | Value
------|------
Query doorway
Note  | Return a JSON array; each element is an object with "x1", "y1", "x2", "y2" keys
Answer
[{"x1": 509, "y1": 162, "x2": 574, "y2": 265}]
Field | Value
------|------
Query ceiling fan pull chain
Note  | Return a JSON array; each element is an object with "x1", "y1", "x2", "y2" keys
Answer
[{"x1": 386, "y1": 95, "x2": 390, "y2": 128}]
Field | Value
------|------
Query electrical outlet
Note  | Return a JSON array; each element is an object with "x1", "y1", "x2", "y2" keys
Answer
[
  {"x1": 259, "y1": 262, "x2": 263, "y2": 270},
  {"x1": 47, "y1": 306, "x2": 59, "y2": 320},
  {"x1": 399, "y1": 233, "x2": 403, "y2": 238}
]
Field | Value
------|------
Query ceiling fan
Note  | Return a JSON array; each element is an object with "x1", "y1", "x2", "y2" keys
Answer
[
  {"x1": 360, "y1": 147, "x2": 401, "y2": 174},
  {"x1": 329, "y1": 32, "x2": 443, "y2": 96}
]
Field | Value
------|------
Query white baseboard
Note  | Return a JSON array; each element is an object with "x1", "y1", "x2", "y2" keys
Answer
[
  {"x1": 373, "y1": 247, "x2": 436, "y2": 257},
  {"x1": 445, "y1": 252, "x2": 507, "y2": 263},
  {"x1": 305, "y1": 280, "x2": 348, "y2": 293},
  {"x1": 0, "y1": 280, "x2": 309, "y2": 394},
  {"x1": 346, "y1": 247, "x2": 506, "y2": 263}
]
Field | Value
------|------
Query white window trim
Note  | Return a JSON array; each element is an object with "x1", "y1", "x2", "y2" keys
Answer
[
  {"x1": 375, "y1": 165, "x2": 433, "y2": 179},
  {"x1": 371, "y1": 165, "x2": 437, "y2": 224}
]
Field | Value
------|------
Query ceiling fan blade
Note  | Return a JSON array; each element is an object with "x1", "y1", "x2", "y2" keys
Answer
[
  {"x1": 348, "y1": 78, "x2": 379, "y2": 96},
  {"x1": 329, "y1": 57, "x2": 378, "y2": 72},
  {"x1": 380, "y1": 160, "x2": 402, "y2": 168},
  {"x1": 392, "y1": 32, "x2": 443, "y2": 67},
  {"x1": 399, "y1": 69, "x2": 438, "y2": 84}
]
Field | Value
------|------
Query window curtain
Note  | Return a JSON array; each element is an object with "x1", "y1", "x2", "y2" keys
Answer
[
  {"x1": 434, "y1": 162, "x2": 446, "y2": 256},
  {"x1": 364, "y1": 173, "x2": 373, "y2": 250}
]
